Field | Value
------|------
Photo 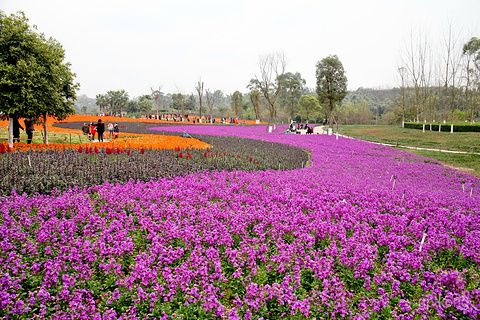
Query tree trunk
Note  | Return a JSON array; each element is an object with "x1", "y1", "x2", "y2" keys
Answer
[
  {"x1": 471, "y1": 95, "x2": 476, "y2": 125},
  {"x1": 43, "y1": 114, "x2": 49, "y2": 144},
  {"x1": 8, "y1": 117, "x2": 13, "y2": 148},
  {"x1": 329, "y1": 99, "x2": 334, "y2": 128}
]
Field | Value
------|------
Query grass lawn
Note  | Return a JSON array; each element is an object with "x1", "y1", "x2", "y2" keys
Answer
[
  {"x1": 0, "y1": 129, "x2": 89, "y2": 144},
  {"x1": 339, "y1": 125, "x2": 480, "y2": 178}
]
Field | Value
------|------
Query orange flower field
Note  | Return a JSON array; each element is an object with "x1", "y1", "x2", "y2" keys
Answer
[{"x1": 0, "y1": 115, "x2": 217, "y2": 152}]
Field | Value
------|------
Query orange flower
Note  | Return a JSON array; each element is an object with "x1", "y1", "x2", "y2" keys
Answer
[{"x1": 0, "y1": 115, "x2": 265, "y2": 152}]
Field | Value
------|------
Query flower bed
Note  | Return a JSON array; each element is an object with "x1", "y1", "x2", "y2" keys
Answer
[{"x1": 0, "y1": 125, "x2": 479, "y2": 319}]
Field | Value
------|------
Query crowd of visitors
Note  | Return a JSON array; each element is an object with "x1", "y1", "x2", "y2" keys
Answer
[
  {"x1": 82, "y1": 120, "x2": 119, "y2": 141},
  {"x1": 142, "y1": 114, "x2": 242, "y2": 124}
]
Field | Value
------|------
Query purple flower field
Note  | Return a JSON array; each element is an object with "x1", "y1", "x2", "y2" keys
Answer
[{"x1": 1, "y1": 125, "x2": 479, "y2": 319}]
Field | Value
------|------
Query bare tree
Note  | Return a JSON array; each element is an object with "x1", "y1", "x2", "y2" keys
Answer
[
  {"x1": 440, "y1": 23, "x2": 462, "y2": 125},
  {"x1": 150, "y1": 86, "x2": 163, "y2": 117},
  {"x1": 205, "y1": 89, "x2": 217, "y2": 122},
  {"x1": 419, "y1": 36, "x2": 433, "y2": 126},
  {"x1": 248, "y1": 51, "x2": 287, "y2": 129},
  {"x1": 462, "y1": 37, "x2": 480, "y2": 124},
  {"x1": 396, "y1": 66, "x2": 408, "y2": 127},
  {"x1": 440, "y1": 23, "x2": 463, "y2": 132},
  {"x1": 402, "y1": 27, "x2": 423, "y2": 123},
  {"x1": 195, "y1": 79, "x2": 204, "y2": 122}
]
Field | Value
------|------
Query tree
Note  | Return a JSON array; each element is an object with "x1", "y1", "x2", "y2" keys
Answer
[
  {"x1": 205, "y1": 89, "x2": 217, "y2": 122},
  {"x1": 138, "y1": 95, "x2": 153, "y2": 114},
  {"x1": 106, "y1": 90, "x2": 129, "y2": 115},
  {"x1": 248, "y1": 51, "x2": 287, "y2": 128},
  {"x1": 396, "y1": 67, "x2": 408, "y2": 127},
  {"x1": 0, "y1": 11, "x2": 79, "y2": 146},
  {"x1": 151, "y1": 86, "x2": 163, "y2": 117},
  {"x1": 297, "y1": 95, "x2": 320, "y2": 123},
  {"x1": 185, "y1": 94, "x2": 196, "y2": 111},
  {"x1": 462, "y1": 37, "x2": 480, "y2": 124},
  {"x1": 171, "y1": 93, "x2": 184, "y2": 113},
  {"x1": 125, "y1": 100, "x2": 140, "y2": 114},
  {"x1": 126, "y1": 95, "x2": 152, "y2": 115},
  {"x1": 316, "y1": 55, "x2": 348, "y2": 128},
  {"x1": 249, "y1": 89, "x2": 262, "y2": 121},
  {"x1": 95, "y1": 94, "x2": 109, "y2": 114},
  {"x1": 231, "y1": 91, "x2": 243, "y2": 118},
  {"x1": 279, "y1": 72, "x2": 305, "y2": 120},
  {"x1": 195, "y1": 79, "x2": 204, "y2": 121}
]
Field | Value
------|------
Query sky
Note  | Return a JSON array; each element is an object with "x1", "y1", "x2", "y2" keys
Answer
[{"x1": 2, "y1": 0, "x2": 480, "y2": 99}]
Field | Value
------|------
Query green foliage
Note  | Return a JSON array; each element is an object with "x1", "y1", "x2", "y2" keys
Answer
[
  {"x1": 249, "y1": 90, "x2": 263, "y2": 121},
  {"x1": 0, "y1": 11, "x2": 78, "y2": 121},
  {"x1": 316, "y1": 55, "x2": 348, "y2": 127},
  {"x1": 338, "y1": 99, "x2": 375, "y2": 125},
  {"x1": 231, "y1": 91, "x2": 243, "y2": 117},
  {"x1": 104, "y1": 90, "x2": 129, "y2": 115},
  {"x1": 278, "y1": 72, "x2": 306, "y2": 120},
  {"x1": 297, "y1": 94, "x2": 320, "y2": 122}
]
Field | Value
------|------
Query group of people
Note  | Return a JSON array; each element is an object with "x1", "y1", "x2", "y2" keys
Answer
[
  {"x1": 288, "y1": 123, "x2": 314, "y2": 134},
  {"x1": 82, "y1": 120, "x2": 119, "y2": 141},
  {"x1": 141, "y1": 114, "x2": 243, "y2": 125},
  {"x1": 11, "y1": 116, "x2": 35, "y2": 144}
]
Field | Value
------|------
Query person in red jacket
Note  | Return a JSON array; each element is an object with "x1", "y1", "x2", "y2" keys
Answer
[{"x1": 90, "y1": 123, "x2": 96, "y2": 141}]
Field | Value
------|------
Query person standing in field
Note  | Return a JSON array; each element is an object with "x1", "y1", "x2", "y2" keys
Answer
[
  {"x1": 113, "y1": 122, "x2": 119, "y2": 139},
  {"x1": 12, "y1": 115, "x2": 24, "y2": 143},
  {"x1": 23, "y1": 118, "x2": 34, "y2": 144},
  {"x1": 96, "y1": 119, "x2": 105, "y2": 142},
  {"x1": 90, "y1": 122, "x2": 96, "y2": 141},
  {"x1": 107, "y1": 122, "x2": 114, "y2": 138},
  {"x1": 82, "y1": 123, "x2": 90, "y2": 140}
]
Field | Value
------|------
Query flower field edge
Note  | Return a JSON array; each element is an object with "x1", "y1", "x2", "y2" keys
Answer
[{"x1": 0, "y1": 123, "x2": 479, "y2": 319}]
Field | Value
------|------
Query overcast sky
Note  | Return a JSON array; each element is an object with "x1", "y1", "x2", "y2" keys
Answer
[{"x1": 2, "y1": 0, "x2": 480, "y2": 98}]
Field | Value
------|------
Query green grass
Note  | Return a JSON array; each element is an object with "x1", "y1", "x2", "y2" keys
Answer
[
  {"x1": 0, "y1": 128, "x2": 103, "y2": 144},
  {"x1": 339, "y1": 125, "x2": 480, "y2": 178}
]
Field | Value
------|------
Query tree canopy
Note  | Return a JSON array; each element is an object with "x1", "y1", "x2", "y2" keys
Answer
[
  {"x1": 0, "y1": 11, "x2": 79, "y2": 145},
  {"x1": 316, "y1": 55, "x2": 348, "y2": 128},
  {"x1": 297, "y1": 94, "x2": 320, "y2": 123}
]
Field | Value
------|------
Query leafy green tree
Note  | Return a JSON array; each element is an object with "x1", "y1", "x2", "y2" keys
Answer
[
  {"x1": 231, "y1": 91, "x2": 243, "y2": 118},
  {"x1": 297, "y1": 95, "x2": 320, "y2": 123},
  {"x1": 316, "y1": 55, "x2": 348, "y2": 128},
  {"x1": 0, "y1": 11, "x2": 79, "y2": 146},
  {"x1": 279, "y1": 72, "x2": 306, "y2": 120},
  {"x1": 123, "y1": 95, "x2": 152, "y2": 116},
  {"x1": 125, "y1": 100, "x2": 140, "y2": 114},
  {"x1": 337, "y1": 99, "x2": 374, "y2": 125},
  {"x1": 138, "y1": 95, "x2": 153, "y2": 114},
  {"x1": 106, "y1": 90, "x2": 129, "y2": 115},
  {"x1": 95, "y1": 94, "x2": 109, "y2": 114},
  {"x1": 185, "y1": 94, "x2": 196, "y2": 111},
  {"x1": 171, "y1": 93, "x2": 184, "y2": 113}
]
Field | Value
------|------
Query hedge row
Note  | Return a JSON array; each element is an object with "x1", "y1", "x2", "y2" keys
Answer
[{"x1": 404, "y1": 122, "x2": 480, "y2": 132}]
